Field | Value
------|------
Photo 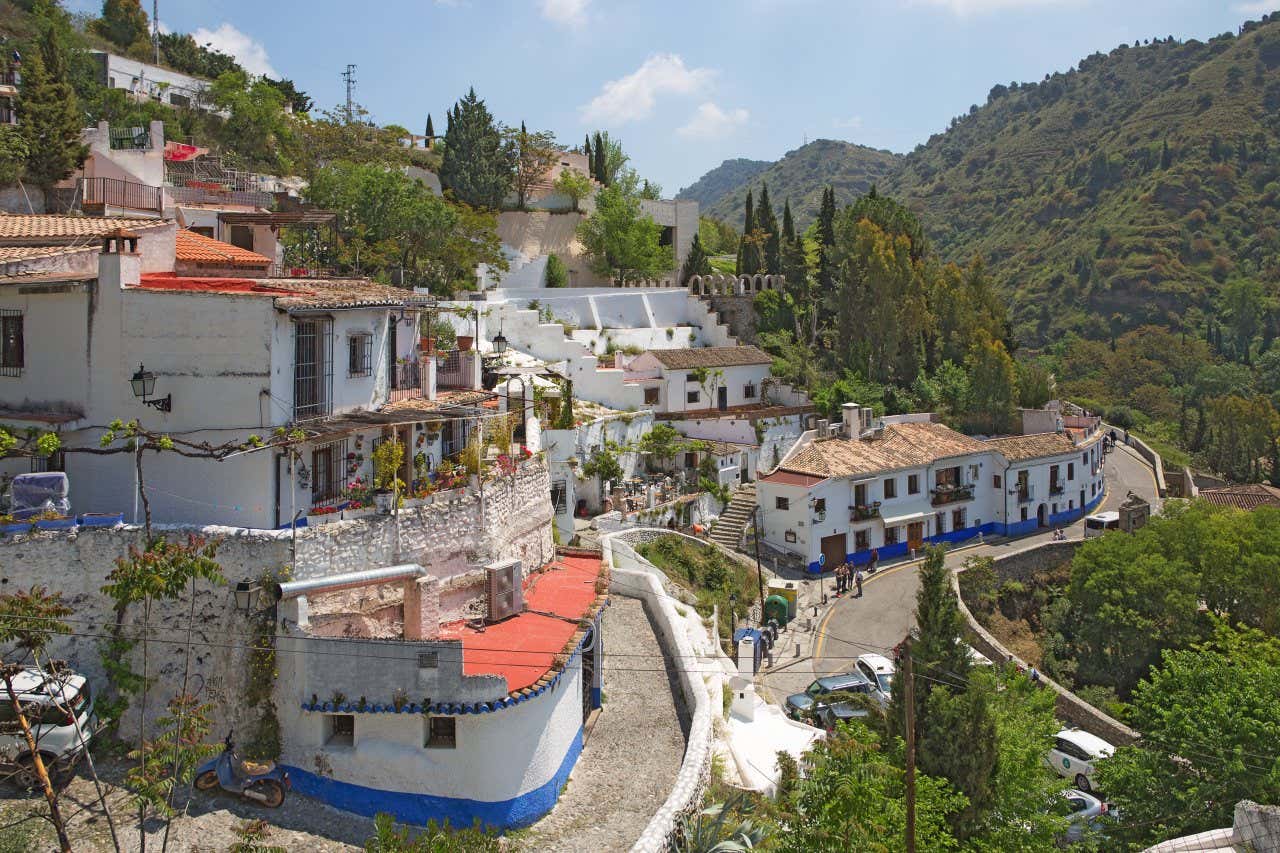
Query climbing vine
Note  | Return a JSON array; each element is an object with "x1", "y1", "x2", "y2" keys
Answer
[{"x1": 243, "y1": 565, "x2": 291, "y2": 761}]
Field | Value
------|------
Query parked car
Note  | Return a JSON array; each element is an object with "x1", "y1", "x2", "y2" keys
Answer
[
  {"x1": 1047, "y1": 728, "x2": 1114, "y2": 792},
  {"x1": 784, "y1": 672, "x2": 875, "y2": 720},
  {"x1": 0, "y1": 666, "x2": 96, "y2": 788},
  {"x1": 814, "y1": 701, "x2": 871, "y2": 734},
  {"x1": 1057, "y1": 788, "x2": 1111, "y2": 844},
  {"x1": 855, "y1": 653, "x2": 896, "y2": 703}
]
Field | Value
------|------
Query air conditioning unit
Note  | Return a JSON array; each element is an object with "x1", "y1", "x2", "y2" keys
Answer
[{"x1": 485, "y1": 559, "x2": 524, "y2": 623}]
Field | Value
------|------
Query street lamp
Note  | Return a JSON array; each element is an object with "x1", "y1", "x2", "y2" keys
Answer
[
  {"x1": 492, "y1": 322, "x2": 509, "y2": 356},
  {"x1": 129, "y1": 364, "x2": 171, "y2": 412}
]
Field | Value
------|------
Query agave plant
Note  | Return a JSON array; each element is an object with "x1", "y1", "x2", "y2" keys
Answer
[{"x1": 676, "y1": 794, "x2": 772, "y2": 853}]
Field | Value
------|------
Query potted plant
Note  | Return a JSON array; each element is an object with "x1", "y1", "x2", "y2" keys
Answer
[
  {"x1": 371, "y1": 439, "x2": 406, "y2": 513},
  {"x1": 33, "y1": 509, "x2": 76, "y2": 531},
  {"x1": 0, "y1": 514, "x2": 28, "y2": 535},
  {"x1": 456, "y1": 334, "x2": 474, "y2": 352}
]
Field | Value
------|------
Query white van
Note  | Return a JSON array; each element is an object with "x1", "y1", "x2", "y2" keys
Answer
[
  {"x1": 0, "y1": 667, "x2": 97, "y2": 788},
  {"x1": 1083, "y1": 511, "x2": 1120, "y2": 538}
]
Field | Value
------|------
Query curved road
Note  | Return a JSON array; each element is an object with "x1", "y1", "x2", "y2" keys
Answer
[{"x1": 761, "y1": 444, "x2": 1161, "y2": 699}]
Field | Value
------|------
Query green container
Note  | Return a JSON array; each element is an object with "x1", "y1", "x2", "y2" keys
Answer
[{"x1": 764, "y1": 594, "x2": 791, "y2": 628}]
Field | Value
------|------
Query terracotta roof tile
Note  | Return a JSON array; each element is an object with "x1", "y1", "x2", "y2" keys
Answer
[
  {"x1": 984, "y1": 431, "x2": 1079, "y2": 461},
  {"x1": 174, "y1": 229, "x2": 270, "y2": 267},
  {"x1": 782, "y1": 421, "x2": 986, "y2": 479},
  {"x1": 1199, "y1": 483, "x2": 1280, "y2": 510},
  {"x1": 133, "y1": 273, "x2": 429, "y2": 310},
  {"x1": 0, "y1": 245, "x2": 96, "y2": 263},
  {"x1": 648, "y1": 345, "x2": 773, "y2": 370},
  {"x1": 0, "y1": 214, "x2": 168, "y2": 244}
]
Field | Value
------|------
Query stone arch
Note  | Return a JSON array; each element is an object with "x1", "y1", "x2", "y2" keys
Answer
[
  {"x1": 688, "y1": 275, "x2": 704, "y2": 295},
  {"x1": 752, "y1": 274, "x2": 765, "y2": 294},
  {"x1": 761, "y1": 274, "x2": 776, "y2": 292}
]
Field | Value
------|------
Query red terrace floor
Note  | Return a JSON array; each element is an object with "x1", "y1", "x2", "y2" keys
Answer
[
  {"x1": 439, "y1": 554, "x2": 603, "y2": 693},
  {"x1": 136, "y1": 273, "x2": 309, "y2": 297}
]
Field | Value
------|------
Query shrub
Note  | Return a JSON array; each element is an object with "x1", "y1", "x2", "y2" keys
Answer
[
  {"x1": 545, "y1": 253, "x2": 567, "y2": 288},
  {"x1": 1105, "y1": 405, "x2": 1136, "y2": 429}
]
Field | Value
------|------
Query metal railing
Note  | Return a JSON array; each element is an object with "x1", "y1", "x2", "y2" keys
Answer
[
  {"x1": 1049, "y1": 484, "x2": 1066, "y2": 496},
  {"x1": 0, "y1": 69, "x2": 18, "y2": 88},
  {"x1": 267, "y1": 264, "x2": 338, "y2": 279},
  {"x1": 167, "y1": 184, "x2": 274, "y2": 208},
  {"x1": 389, "y1": 360, "x2": 425, "y2": 403},
  {"x1": 1018, "y1": 487, "x2": 1035, "y2": 504},
  {"x1": 109, "y1": 126, "x2": 152, "y2": 150},
  {"x1": 931, "y1": 484, "x2": 975, "y2": 506},
  {"x1": 436, "y1": 350, "x2": 475, "y2": 390},
  {"x1": 80, "y1": 177, "x2": 163, "y2": 213},
  {"x1": 851, "y1": 504, "x2": 881, "y2": 521}
]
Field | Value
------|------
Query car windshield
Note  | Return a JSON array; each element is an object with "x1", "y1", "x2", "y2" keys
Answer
[{"x1": 875, "y1": 674, "x2": 893, "y2": 692}]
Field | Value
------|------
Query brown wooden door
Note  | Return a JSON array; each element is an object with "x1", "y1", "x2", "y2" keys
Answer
[
  {"x1": 907, "y1": 522, "x2": 925, "y2": 551},
  {"x1": 820, "y1": 534, "x2": 847, "y2": 570}
]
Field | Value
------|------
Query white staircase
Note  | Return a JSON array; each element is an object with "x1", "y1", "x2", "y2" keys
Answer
[{"x1": 710, "y1": 484, "x2": 757, "y2": 551}]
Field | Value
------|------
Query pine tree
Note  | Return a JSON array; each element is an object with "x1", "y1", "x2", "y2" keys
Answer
[
  {"x1": 92, "y1": 0, "x2": 150, "y2": 50},
  {"x1": 815, "y1": 187, "x2": 837, "y2": 302},
  {"x1": 439, "y1": 87, "x2": 515, "y2": 209},
  {"x1": 680, "y1": 234, "x2": 712, "y2": 285},
  {"x1": 757, "y1": 182, "x2": 780, "y2": 275},
  {"x1": 17, "y1": 3, "x2": 86, "y2": 193}
]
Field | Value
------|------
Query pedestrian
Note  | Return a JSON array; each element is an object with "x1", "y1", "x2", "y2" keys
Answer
[
  {"x1": 1029, "y1": 666, "x2": 1042, "y2": 686},
  {"x1": 854, "y1": 567, "x2": 864, "y2": 598},
  {"x1": 868, "y1": 548, "x2": 879, "y2": 573},
  {"x1": 837, "y1": 562, "x2": 848, "y2": 595}
]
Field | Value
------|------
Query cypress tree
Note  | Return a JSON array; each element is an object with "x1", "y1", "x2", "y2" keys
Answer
[
  {"x1": 425, "y1": 113, "x2": 435, "y2": 140},
  {"x1": 583, "y1": 134, "x2": 592, "y2": 159},
  {"x1": 680, "y1": 234, "x2": 712, "y2": 285},
  {"x1": 815, "y1": 187, "x2": 837, "y2": 295},
  {"x1": 592, "y1": 131, "x2": 606, "y2": 184},
  {"x1": 439, "y1": 87, "x2": 515, "y2": 208},
  {"x1": 1160, "y1": 137, "x2": 1172, "y2": 169},
  {"x1": 738, "y1": 189, "x2": 760, "y2": 275},
  {"x1": 17, "y1": 1, "x2": 86, "y2": 193},
  {"x1": 757, "y1": 182, "x2": 780, "y2": 275},
  {"x1": 782, "y1": 198, "x2": 796, "y2": 243}
]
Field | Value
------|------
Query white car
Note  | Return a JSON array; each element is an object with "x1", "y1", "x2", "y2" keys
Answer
[
  {"x1": 855, "y1": 653, "x2": 896, "y2": 703},
  {"x1": 0, "y1": 667, "x2": 96, "y2": 788},
  {"x1": 1047, "y1": 728, "x2": 1114, "y2": 792}
]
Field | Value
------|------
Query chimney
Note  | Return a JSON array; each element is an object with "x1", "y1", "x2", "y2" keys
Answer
[
  {"x1": 816, "y1": 418, "x2": 828, "y2": 438},
  {"x1": 403, "y1": 577, "x2": 440, "y2": 641},
  {"x1": 842, "y1": 403, "x2": 861, "y2": 439},
  {"x1": 98, "y1": 227, "x2": 141, "y2": 289}
]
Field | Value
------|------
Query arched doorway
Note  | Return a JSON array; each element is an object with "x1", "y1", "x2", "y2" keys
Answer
[{"x1": 1036, "y1": 503, "x2": 1048, "y2": 528}]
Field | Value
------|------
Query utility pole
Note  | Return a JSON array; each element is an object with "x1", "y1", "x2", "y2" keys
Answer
[
  {"x1": 152, "y1": 0, "x2": 160, "y2": 65},
  {"x1": 342, "y1": 64, "x2": 358, "y2": 124},
  {"x1": 752, "y1": 505, "x2": 766, "y2": 623},
  {"x1": 903, "y1": 635, "x2": 917, "y2": 853}
]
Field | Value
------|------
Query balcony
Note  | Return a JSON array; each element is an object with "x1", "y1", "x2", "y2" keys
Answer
[
  {"x1": 437, "y1": 350, "x2": 478, "y2": 391},
  {"x1": 851, "y1": 503, "x2": 881, "y2": 522},
  {"x1": 931, "y1": 484, "x2": 974, "y2": 506},
  {"x1": 1049, "y1": 483, "x2": 1065, "y2": 496},
  {"x1": 0, "y1": 69, "x2": 18, "y2": 90},
  {"x1": 168, "y1": 183, "x2": 275, "y2": 208},
  {"x1": 109, "y1": 126, "x2": 153, "y2": 151},
  {"x1": 389, "y1": 359, "x2": 427, "y2": 403},
  {"x1": 1018, "y1": 487, "x2": 1035, "y2": 504},
  {"x1": 80, "y1": 177, "x2": 163, "y2": 214}
]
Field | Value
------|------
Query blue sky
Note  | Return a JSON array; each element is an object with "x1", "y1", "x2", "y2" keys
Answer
[{"x1": 67, "y1": 0, "x2": 1280, "y2": 194}]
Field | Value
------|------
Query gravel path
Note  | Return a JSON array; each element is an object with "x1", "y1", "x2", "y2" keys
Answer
[{"x1": 519, "y1": 596, "x2": 689, "y2": 853}]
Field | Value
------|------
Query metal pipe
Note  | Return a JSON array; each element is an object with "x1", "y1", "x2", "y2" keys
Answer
[{"x1": 274, "y1": 563, "x2": 425, "y2": 600}]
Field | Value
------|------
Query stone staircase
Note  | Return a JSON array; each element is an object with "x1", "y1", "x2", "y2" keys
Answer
[{"x1": 710, "y1": 484, "x2": 757, "y2": 551}]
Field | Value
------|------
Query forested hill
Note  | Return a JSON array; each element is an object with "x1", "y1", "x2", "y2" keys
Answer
[
  {"x1": 883, "y1": 16, "x2": 1280, "y2": 348},
  {"x1": 679, "y1": 139, "x2": 900, "y2": 229}
]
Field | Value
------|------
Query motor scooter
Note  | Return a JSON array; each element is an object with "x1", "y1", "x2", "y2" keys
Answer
[{"x1": 194, "y1": 731, "x2": 290, "y2": 807}]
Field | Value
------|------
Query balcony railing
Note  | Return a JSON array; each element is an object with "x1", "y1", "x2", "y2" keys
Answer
[
  {"x1": 931, "y1": 484, "x2": 974, "y2": 506},
  {"x1": 389, "y1": 359, "x2": 426, "y2": 403},
  {"x1": 80, "y1": 177, "x2": 163, "y2": 214},
  {"x1": 109, "y1": 126, "x2": 152, "y2": 150},
  {"x1": 437, "y1": 350, "x2": 477, "y2": 390},
  {"x1": 1049, "y1": 483, "x2": 1065, "y2": 496},
  {"x1": 0, "y1": 69, "x2": 18, "y2": 88},
  {"x1": 1018, "y1": 486, "x2": 1035, "y2": 504},
  {"x1": 167, "y1": 184, "x2": 274, "y2": 208},
  {"x1": 851, "y1": 503, "x2": 881, "y2": 522},
  {"x1": 267, "y1": 264, "x2": 338, "y2": 279}
]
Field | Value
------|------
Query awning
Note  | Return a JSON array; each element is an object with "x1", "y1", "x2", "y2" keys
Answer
[{"x1": 881, "y1": 511, "x2": 930, "y2": 527}]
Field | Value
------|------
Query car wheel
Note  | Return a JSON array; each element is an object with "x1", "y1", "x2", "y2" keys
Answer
[
  {"x1": 13, "y1": 754, "x2": 63, "y2": 791},
  {"x1": 1075, "y1": 773, "x2": 1091, "y2": 792},
  {"x1": 251, "y1": 779, "x2": 285, "y2": 808},
  {"x1": 195, "y1": 770, "x2": 219, "y2": 791}
]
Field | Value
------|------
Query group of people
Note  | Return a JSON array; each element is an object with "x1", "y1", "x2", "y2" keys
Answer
[{"x1": 835, "y1": 552, "x2": 877, "y2": 597}]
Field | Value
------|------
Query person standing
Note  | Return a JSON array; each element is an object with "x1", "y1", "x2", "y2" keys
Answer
[
  {"x1": 836, "y1": 562, "x2": 847, "y2": 595},
  {"x1": 868, "y1": 548, "x2": 879, "y2": 573},
  {"x1": 854, "y1": 567, "x2": 864, "y2": 598}
]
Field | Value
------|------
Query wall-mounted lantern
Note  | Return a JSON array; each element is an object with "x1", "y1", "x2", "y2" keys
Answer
[
  {"x1": 233, "y1": 579, "x2": 262, "y2": 612},
  {"x1": 129, "y1": 364, "x2": 171, "y2": 412}
]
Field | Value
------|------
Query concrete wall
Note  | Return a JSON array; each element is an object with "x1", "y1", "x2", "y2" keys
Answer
[
  {"x1": 93, "y1": 53, "x2": 213, "y2": 110},
  {"x1": 0, "y1": 184, "x2": 45, "y2": 214}
]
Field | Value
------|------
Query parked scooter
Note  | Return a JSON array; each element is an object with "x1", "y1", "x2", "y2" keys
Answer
[{"x1": 194, "y1": 732, "x2": 290, "y2": 807}]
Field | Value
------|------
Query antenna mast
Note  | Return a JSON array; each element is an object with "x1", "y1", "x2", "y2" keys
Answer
[
  {"x1": 152, "y1": 0, "x2": 159, "y2": 64},
  {"x1": 342, "y1": 64, "x2": 358, "y2": 123}
]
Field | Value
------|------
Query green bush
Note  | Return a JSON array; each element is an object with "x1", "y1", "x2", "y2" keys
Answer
[
  {"x1": 545, "y1": 253, "x2": 568, "y2": 288},
  {"x1": 637, "y1": 535, "x2": 758, "y2": 650},
  {"x1": 1104, "y1": 405, "x2": 1136, "y2": 429}
]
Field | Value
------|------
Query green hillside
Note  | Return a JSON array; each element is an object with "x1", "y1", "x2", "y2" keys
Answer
[
  {"x1": 676, "y1": 157, "x2": 770, "y2": 214},
  {"x1": 682, "y1": 139, "x2": 900, "y2": 229},
  {"x1": 884, "y1": 17, "x2": 1280, "y2": 348}
]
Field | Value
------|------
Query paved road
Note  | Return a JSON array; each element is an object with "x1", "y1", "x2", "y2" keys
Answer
[{"x1": 760, "y1": 444, "x2": 1161, "y2": 703}]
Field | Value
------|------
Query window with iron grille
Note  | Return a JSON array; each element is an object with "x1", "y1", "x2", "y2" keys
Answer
[
  {"x1": 311, "y1": 440, "x2": 347, "y2": 505},
  {"x1": 293, "y1": 318, "x2": 333, "y2": 420},
  {"x1": 744, "y1": 383, "x2": 757, "y2": 399},
  {"x1": 550, "y1": 480, "x2": 568, "y2": 514},
  {"x1": 644, "y1": 387, "x2": 659, "y2": 405},
  {"x1": 348, "y1": 334, "x2": 372, "y2": 377},
  {"x1": 0, "y1": 310, "x2": 23, "y2": 377},
  {"x1": 30, "y1": 450, "x2": 64, "y2": 473},
  {"x1": 426, "y1": 716, "x2": 456, "y2": 748}
]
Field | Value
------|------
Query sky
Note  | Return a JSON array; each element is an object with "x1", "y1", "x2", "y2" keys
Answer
[{"x1": 66, "y1": 0, "x2": 1280, "y2": 194}]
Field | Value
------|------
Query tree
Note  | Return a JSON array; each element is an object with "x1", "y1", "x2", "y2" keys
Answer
[
  {"x1": 16, "y1": 2, "x2": 87, "y2": 192},
  {"x1": 636, "y1": 422, "x2": 689, "y2": 468},
  {"x1": 262, "y1": 77, "x2": 313, "y2": 114},
  {"x1": 209, "y1": 71, "x2": 295, "y2": 174},
  {"x1": 425, "y1": 113, "x2": 435, "y2": 141},
  {"x1": 157, "y1": 32, "x2": 241, "y2": 80},
  {"x1": 592, "y1": 131, "x2": 605, "y2": 183},
  {"x1": 757, "y1": 182, "x2": 780, "y2": 275},
  {"x1": 507, "y1": 122, "x2": 559, "y2": 210},
  {"x1": 553, "y1": 166, "x2": 593, "y2": 213},
  {"x1": 544, "y1": 254, "x2": 567, "y2": 288},
  {"x1": 588, "y1": 130, "x2": 628, "y2": 186},
  {"x1": 680, "y1": 233, "x2": 712, "y2": 285},
  {"x1": 0, "y1": 126, "x2": 29, "y2": 186},
  {"x1": 737, "y1": 189, "x2": 759, "y2": 275},
  {"x1": 576, "y1": 184, "x2": 672, "y2": 283},
  {"x1": 92, "y1": 0, "x2": 150, "y2": 49},
  {"x1": 1095, "y1": 624, "x2": 1280, "y2": 848},
  {"x1": 1221, "y1": 278, "x2": 1264, "y2": 364},
  {"x1": 440, "y1": 88, "x2": 514, "y2": 209},
  {"x1": 1015, "y1": 360, "x2": 1054, "y2": 408},
  {"x1": 1201, "y1": 394, "x2": 1279, "y2": 482},
  {"x1": 964, "y1": 332, "x2": 1018, "y2": 433}
]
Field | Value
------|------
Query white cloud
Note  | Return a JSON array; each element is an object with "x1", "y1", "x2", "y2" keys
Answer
[
  {"x1": 905, "y1": 0, "x2": 1079, "y2": 15},
  {"x1": 580, "y1": 54, "x2": 714, "y2": 125},
  {"x1": 678, "y1": 102, "x2": 750, "y2": 139},
  {"x1": 1234, "y1": 0, "x2": 1279, "y2": 14},
  {"x1": 190, "y1": 23, "x2": 278, "y2": 78},
  {"x1": 539, "y1": 0, "x2": 590, "y2": 28},
  {"x1": 834, "y1": 115, "x2": 863, "y2": 130}
]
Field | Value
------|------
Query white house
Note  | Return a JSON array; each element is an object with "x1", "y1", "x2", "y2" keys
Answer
[
  {"x1": 90, "y1": 51, "x2": 215, "y2": 111},
  {"x1": 0, "y1": 214, "x2": 492, "y2": 530},
  {"x1": 622, "y1": 346, "x2": 775, "y2": 413},
  {"x1": 757, "y1": 403, "x2": 1106, "y2": 573}
]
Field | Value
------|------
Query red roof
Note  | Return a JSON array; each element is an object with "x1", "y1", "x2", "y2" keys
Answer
[
  {"x1": 174, "y1": 229, "x2": 272, "y2": 267},
  {"x1": 440, "y1": 553, "x2": 603, "y2": 693},
  {"x1": 136, "y1": 273, "x2": 307, "y2": 297},
  {"x1": 759, "y1": 469, "x2": 828, "y2": 487}
]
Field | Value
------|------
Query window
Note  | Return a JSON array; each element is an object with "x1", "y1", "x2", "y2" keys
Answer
[
  {"x1": 814, "y1": 498, "x2": 826, "y2": 514},
  {"x1": 935, "y1": 513, "x2": 946, "y2": 534},
  {"x1": 644, "y1": 387, "x2": 659, "y2": 405},
  {"x1": 550, "y1": 480, "x2": 568, "y2": 514},
  {"x1": 687, "y1": 390, "x2": 700, "y2": 404},
  {"x1": 993, "y1": 474, "x2": 1002, "y2": 489},
  {"x1": 687, "y1": 373, "x2": 699, "y2": 382},
  {"x1": 684, "y1": 452, "x2": 698, "y2": 469},
  {"x1": 30, "y1": 450, "x2": 65, "y2": 473},
  {"x1": 855, "y1": 529, "x2": 869, "y2": 550},
  {"x1": 426, "y1": 716, "x2": 456, "y2": 748},
  {"x1": 907, "y1": 474, "x2": 920, "y2": 495},
  {"x1": 229, "y1": 224, "x2": 255, "y2": 251},
  {"x1": 853, "y1": 483, "x2": 867, "y2": 506},
  {"x1": 348, "y1": 333, "x2": 372, "y2": 377},
  {"x1": 884, "y1": 526, "x2": 899, "y2": 545},
  {"x1": 952, "y1": 508, "x2": 966, "y2": 530},
  {"x1": 1082, "y1": 452, "x2": 1088, "y2": 465},
  {"x1": 325, "y1": 714, "x2": 354, "y2": 747},
  {"x1": 776, "y1": 496, "x2": 790, "y2": 511},
  {"x1": 744, "y1": 382, "x2": 757, "y2": 399},
  {"x1": 883, "y1": 478, "x2": 896, "y2": 499},
  {"x1": 1068, "y1": 462, "x2": 1075, "y2": 480},
  {"x1": 1, "y1": 310, "x2": 23, "y2": 376},
  {"x1": 1020, "y1": 507, "x2": 1029, "y2": 522},
  {"x1": 418, "y1": 652, "x2": 439, "y2": 669},
  {"x1": 311, "y1": 440, "x2": 347, "y2": 505},
  {"x1": 935, "y1": 466, "x2": 960, "y2": 488},
  {"x1": 294, "y1": 318, "x2": 333, "y2": 420}
]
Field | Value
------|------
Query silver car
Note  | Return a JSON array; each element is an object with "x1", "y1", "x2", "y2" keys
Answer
[{"x1": 0, "y1": 667, "x2": 96, "y2": 788}]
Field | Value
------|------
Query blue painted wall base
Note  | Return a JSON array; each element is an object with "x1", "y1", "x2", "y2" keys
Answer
[{"x1": 283, "y1": 727, "x2": 583, "y2": 831}]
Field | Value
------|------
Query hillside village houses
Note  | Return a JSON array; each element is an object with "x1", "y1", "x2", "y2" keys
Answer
[{"x1": 758, "y1": 403, "x2": 1108, "y2": 572}]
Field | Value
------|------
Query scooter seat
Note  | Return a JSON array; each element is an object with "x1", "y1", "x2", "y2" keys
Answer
[{"x1": 237, "y1": 759, "x2": 275, "y2": 776}]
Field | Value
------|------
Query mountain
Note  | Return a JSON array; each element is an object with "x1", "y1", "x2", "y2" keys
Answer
[
  {"x1": 882, "y1": 16, "x2": 1280, "y2": 348},
  {"x1": 679, "y1": 140, "x2": 900, "y2": 229}
]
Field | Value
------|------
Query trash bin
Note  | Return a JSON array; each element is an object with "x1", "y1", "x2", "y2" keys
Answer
[{"x1": 763, "y1": 594, "x2": 791, "y2": 628}]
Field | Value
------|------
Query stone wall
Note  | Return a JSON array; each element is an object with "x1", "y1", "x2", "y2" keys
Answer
[
  {"x1": 705, "y1": 295, "x2": 757, "y2": 345},
  {"x1": 953, "y1": 542, "x2": 1141, "y2": 747},
  {"x1": 0, "y1": 460, "x2": 553, "y2": 742}
]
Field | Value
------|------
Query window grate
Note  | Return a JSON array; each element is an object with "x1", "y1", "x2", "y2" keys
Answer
[
  {"x1": 311, "y1": 439, "x2": 347, "y2": 505},
  {"x1": 0, "y1": 310, "x2": 23, "y2": 377},
  {"x1": 550, "y1": 480, "x2": 568, "y2": 514},
  {"x1": 294, "y1": 318, "x2": 333, "y2": 420},
  {"x1": 348, "y1": 334, "x2": 372, "y2": 377}
]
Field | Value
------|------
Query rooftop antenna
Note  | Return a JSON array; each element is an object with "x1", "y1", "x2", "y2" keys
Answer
[
  {"x1": 152, "y1": 0, "x2": 159, "y2": 64},
  {"x1": 342, "y1": 64, "x2": 358, "y2": 123}
]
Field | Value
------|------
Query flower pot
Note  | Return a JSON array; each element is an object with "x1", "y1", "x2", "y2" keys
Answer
[
  {"x1": 420, "y1": 337, "x2": 436, "y2": 355},
  {"x1": 373, "y1": 491, "x2": 395, "y2": 514},
  {"x1": 77, "y1": 512, "x2": 124, "y2": 528},
  {"x1": 456, "y1": 335, "x2": 474, "y2": 352},
  {"x1": 35, "y1": 517, "x2": 77, "y2": 531}
]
